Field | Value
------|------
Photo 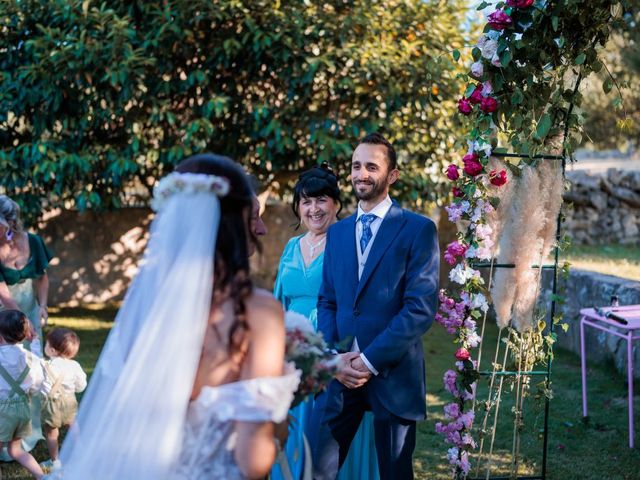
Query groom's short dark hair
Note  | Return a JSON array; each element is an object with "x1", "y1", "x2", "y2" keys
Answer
[{"x1": 358, "y1": 132, "x2": 397, "y2": 171}]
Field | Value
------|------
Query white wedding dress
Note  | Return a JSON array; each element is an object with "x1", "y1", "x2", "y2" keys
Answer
[
  {"x1": 50, "y1": 174, "x2": 300, "y2": 479},
  {"x1": 172, "y1": 368, "x2": 299, "y2": 479}
]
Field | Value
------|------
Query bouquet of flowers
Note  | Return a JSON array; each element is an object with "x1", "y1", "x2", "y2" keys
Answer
[{"x1": 284, "y1": 311, "x2": 338, "y2": 408}]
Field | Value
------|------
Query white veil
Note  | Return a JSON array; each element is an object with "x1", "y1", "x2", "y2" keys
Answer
[{"x1": 57, "y1": 173, "x2": 227, "y2": 479}]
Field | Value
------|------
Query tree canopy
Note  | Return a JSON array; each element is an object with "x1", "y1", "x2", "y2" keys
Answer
[
  {"x1": 0, "y1": 0, "x2": 470, "y2": 221},
  {"x1": 581, "y1": 1, "x2": 639, "y2": 151}
]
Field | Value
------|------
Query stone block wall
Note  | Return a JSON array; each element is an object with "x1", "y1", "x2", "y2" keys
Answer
[
  {"x1": 541, "y1": 269, "x2": 640, "y2": 379},
  {"x1": 564, "y1": 169, "x2": 640, "y2": 245}
]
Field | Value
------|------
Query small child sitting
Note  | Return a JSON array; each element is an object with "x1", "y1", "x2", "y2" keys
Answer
[
  {"x1": 0, "y1": 309, "x2": 47, "y2": 479},
  {"x1": 40, "y1": 327, "x2": 87, "y2": 471}
]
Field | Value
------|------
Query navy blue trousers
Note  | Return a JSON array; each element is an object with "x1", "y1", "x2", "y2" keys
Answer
[{"x1": 307, "y1": 380, "x2": 416, "y2": 480}]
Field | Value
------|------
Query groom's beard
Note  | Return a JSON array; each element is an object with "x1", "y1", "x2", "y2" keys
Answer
[{"x1": 353, "y1": 177, "x2": 388, "y2": 201}]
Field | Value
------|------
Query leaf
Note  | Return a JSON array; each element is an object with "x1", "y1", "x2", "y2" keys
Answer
[
  {"x1": 575, "y1": 53, "x2": 586, "y2": 65},
  {"x1": 551, "y1": 16, "x2": 559, "y2": 32},
  {"x1": 536, "y1": 113, "x2": 552, "y2": 139},
  {"x1": 511, "y1": 89, "x2": 523, "y2": 106},
  {"x1": 452, "y1": 49, "x2": 460, "y2": 61},
  {"x1": 602, "y1": 78, "x2": 613, "y2": 94},
  {"x1": 476, "y1": 1, "x2": 489, "y2": 10}
]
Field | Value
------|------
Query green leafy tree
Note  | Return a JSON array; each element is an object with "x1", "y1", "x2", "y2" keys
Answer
[
  {"x1": 581, "y1": 2, "x2": 639, "y2": 151},
  {"x1": 0, "y1": 0, "x2": 470, "y2": 221}
]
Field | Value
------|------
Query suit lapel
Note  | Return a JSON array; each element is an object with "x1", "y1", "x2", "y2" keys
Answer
[
  {"x1": 355, "y1": 202, "x2": 405, "y2": 301},
  {"x1": 337, "y1": 213, "x2": 359, "y2": 294}
]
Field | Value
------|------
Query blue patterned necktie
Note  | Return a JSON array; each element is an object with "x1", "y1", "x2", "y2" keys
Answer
[{"x1": 359, "y1": 213, "x2": 377, "y2": 254}]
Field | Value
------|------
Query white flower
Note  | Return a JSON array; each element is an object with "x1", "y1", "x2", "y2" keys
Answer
[
  {"x1": 491, "y1": 53, "x2": 502, "y2": 67},
  {"x1": 475, "y1": 223, "x2": 493, "y2": 241},
  {"x1": 470, "y1": 293, "x2": 489, "y2": 313},
  {"x1": 285, "y1": 311, "x2": 316, "y2": 333},
  {"x1": 466, "y1": 331, "x2": 482, "y2": 348},
  {"x1": 470, "y1": 204, "x2": 484, "y2": 223},
  {"x1": 449, "y1": 264, "x2": 481, "y2": 285},
  {"x1": 467, "y1": 140, "x2": 492, "y2": 157},
  {"x1": 477, "y1": 36, "x2": 498, "y2": 60},
  {"x1": 447, "y1": 447, "x2": 459, "y2": 464},
  {"x1": 470, "y1": 61, "x2": 484, "y2": 77},
  {"x1": 151, "y1": 172, "x2": 230, "y2": 212}
]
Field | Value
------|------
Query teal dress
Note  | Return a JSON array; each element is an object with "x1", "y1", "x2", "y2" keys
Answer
[
  {"x1": 0, "y1": 233, "x2": 53, "y2": 460},
  {"x1": 271, "y1": 236, "x2": 379, "y2": 480}
]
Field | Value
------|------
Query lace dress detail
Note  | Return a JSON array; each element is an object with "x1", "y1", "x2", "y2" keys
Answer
[{"x1": 172, "y1": 367, "x2": 300, "y2": 479}]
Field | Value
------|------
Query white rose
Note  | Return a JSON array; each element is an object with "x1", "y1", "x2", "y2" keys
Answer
[
  {"x1": 470, "y1": 61, "x2": 484, "y2": 77},
  {"x1": 477, "y1": 36, "x2": 498, "y2": 60}
]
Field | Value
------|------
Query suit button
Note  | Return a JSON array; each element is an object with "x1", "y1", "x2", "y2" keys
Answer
[{"x1": 353, "y1": 308, "x2": 360, "y2": 316}]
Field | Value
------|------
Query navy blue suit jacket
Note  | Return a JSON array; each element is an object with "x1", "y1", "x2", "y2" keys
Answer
[{"x1": 317, "y1": 201, "x2": 439, "y2": 421}]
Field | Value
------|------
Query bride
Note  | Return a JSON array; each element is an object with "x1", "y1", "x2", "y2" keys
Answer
[{"x1": 51, "y1": 154, "x2": 299, "y2": 479}]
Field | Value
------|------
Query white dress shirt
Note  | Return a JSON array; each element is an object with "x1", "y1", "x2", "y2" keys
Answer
[
  {"x1": 353, "y1": 195, "x2": 393, "y2": 375},
  {"x1": 43, "y1": 357, "x2": 87, "y2": 396},
  {"x1": 0, "y1": 344, "x2": 49, "y2": 399},
  {"x1": 355, "y1": 195, "x2": 393, "y2": 279}
]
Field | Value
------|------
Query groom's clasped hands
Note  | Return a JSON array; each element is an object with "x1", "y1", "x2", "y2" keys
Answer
[{"x1": 335, "y1": 351, "x2": 372, "y2": 389}]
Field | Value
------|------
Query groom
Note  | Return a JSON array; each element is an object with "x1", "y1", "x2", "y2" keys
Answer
[{"x1": 309, "y1": 133, "x2": 439, "y2": 479}]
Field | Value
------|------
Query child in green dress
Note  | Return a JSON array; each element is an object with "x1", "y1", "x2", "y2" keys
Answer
[
  {"x1": 40, "y1": 328, "x2": 87, "y2": 472},
  {"x1": 0, "y1": 309, "x2": 46, "y2": 479}
]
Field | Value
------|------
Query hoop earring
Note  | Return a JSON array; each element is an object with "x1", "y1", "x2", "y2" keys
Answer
[{"x1": 5, "y1": 229, "x2": 13, "y2": 242}]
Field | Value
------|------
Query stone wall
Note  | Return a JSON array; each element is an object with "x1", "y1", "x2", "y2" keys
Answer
[
  {"x1": 38, "y1": 203, "x2": 304, "y2": 305},
  {"x1": 564, "y1": 169, "x2": 640, "y2": 245},
  {"x1": 541, "y1": 268, "x2": 640, "y2": 379}
]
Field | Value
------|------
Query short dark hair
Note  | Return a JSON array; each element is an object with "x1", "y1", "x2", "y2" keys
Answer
[
  {"x1": 0, "y1": 310, "x2": 29, "y2": 344},
  {"x1": 357, "y1": 132, "x2": 397, "y2": 171},
  {"x1": 47, "y1": 327, "x2": 81, "y2": 359},
  {"x1": 292, "y1": 163, "x2": 342, "y2": 229}
]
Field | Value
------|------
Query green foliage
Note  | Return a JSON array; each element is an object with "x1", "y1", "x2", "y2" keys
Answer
[
  {"x1": 581, "y1": 0, "x2": 640, "y2": 150},
  {"x1": 0, "y1": 0, "x2": 470, "y2": 221},
  {"x1": 464, "y1": 0, "x2": 632, "y2": 158}
]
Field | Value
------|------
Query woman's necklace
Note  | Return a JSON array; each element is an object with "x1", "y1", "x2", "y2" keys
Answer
[{"x1": 303, "y1": 234, "x2": 326, "y2": 258}]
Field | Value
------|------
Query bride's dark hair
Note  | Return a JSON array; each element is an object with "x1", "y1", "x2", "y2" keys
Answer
[{"x1": 175, "y1": 153, "x2": 255, "y2": 354}]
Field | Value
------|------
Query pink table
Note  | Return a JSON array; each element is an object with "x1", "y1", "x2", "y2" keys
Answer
[{"x1": 580, "y1": 305, "x2": 640, "y2": 448}]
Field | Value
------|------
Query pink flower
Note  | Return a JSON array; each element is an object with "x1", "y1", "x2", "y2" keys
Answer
[
  {"x1": 459, "y1": 451, "x2": 471, "y2": 474},
  {"x1": 444, "y1": 370, "x2": 458, "y2": 395},
  {"x1": 455, "y1": 347, "x2": 471, "y2": 361},
  {"x1": 468, "y1": 85, "x2": 483, "y2": 104},
  {"x1": 489, "y1": 169, "x2": 508, "y2": 186},
  {"x1": 458, "y1": 97, "x2": 473, "y2": 115},
  {"x1": 470, "y1": 61, "x2": 484, "y2": 78},
  {"x1": 452, "y1": 186, "x2": 464, "y2": 198},
  {"x1": 462, "y1": 153, "x2": 483, "y2": 176},
  {"x1": 507, "y1": 0, "x2": 534, "y2": 7},
  {"x1": 459, "y1": 410, "x2": 475, "y2": 429},
  {"x1": 446, "y1": 164, "x2": 460, "y2": 181},
  {"x1": 481, "y1": 81, "x2": 493, "y2": 97},
  {"x1": 444, "y1": 241, "x2": 468, "y2": 265},
  {"x1": 487, "y1": 10, "x2": 513, "y2": 30},
  {"x1": 444, "y1": 402, "x2": 461, "y2": 419},
  {"x1": 480, "y1": 96, "x2": 499, "y2": 113}
]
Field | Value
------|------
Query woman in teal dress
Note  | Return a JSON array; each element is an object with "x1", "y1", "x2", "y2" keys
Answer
[
  {"x1": 271, "y1": 165, "x2": 379, "y2": 480},
  {"x1": 0, "y1": 195, "x2": 54, "y2": 460}
]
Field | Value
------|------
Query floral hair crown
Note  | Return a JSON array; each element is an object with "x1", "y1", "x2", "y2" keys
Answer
[{"x1": 151, "y1": 172, "x2": 230, "y2": 212}]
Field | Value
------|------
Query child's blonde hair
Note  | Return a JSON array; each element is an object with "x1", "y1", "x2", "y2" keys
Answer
[{"x1": 46, "y1": 328, "x2": 80, "y2": 358}]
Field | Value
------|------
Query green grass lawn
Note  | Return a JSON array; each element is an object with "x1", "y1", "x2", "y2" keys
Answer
[
  {"x1": 561, "y1": 244, "x2": 640, "y2": 281},
  {"x1": 2, "y1": 307, "x2": 638, "y2": 479}
]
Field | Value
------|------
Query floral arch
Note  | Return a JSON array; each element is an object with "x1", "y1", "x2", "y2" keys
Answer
[{"x1": 433, "y1": 1, "x2": 629, "y2": 478}]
